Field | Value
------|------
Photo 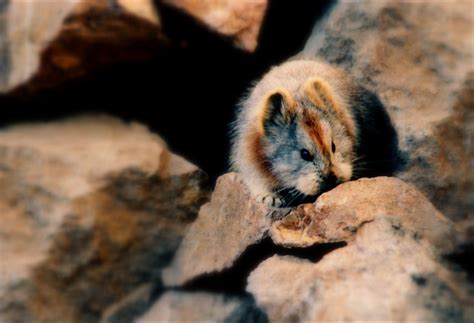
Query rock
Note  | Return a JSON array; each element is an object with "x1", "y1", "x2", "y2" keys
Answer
[
  {"x1": 303, "y1": 0, "x2": 474, "y2": 221},
  {"x1": 136, "y1": 291, "x2": 267, "y2": 322},
  {"x1": 163, "y1": 172, "x2": 270, "y2": 286},
  {"x1": 162, "y1": 170, "x2": 471, "y2": 321},
  {"x1": 0, "y1": 0, "x2": 269, "y2": 94},
  {"x1": 0, "y1": 0, "x2": 164, "y2": 94},
  {"x1": 162, "y1": 0, "x2": 267, "y2": 52},
  {"x1": 248, "y1": 177, "x2": 472, "y2": 322},
  {"x1": 0, "y1": 116, "x2": 209, "y2": 322},
  {"x1": 271, "y1": 177, "x2": 456, "y2": 252},
  {"x1": 100, "y1": 284, "x2": 155, "y2": 323}
]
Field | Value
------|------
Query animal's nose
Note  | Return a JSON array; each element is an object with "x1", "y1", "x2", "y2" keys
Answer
[
  {"x1": 321, "y1": 172, "x2": 338, "y2": 192},
  {"x1": 325, "y1": 172, "x2": 338, "y2": 187}
]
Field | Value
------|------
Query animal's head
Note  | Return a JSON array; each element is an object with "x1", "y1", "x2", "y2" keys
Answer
[{"x1": 258, "y1": 79, "x2": 355, "y2": 201}]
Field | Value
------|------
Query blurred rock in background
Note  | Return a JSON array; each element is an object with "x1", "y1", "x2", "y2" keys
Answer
[
  {"x1": 0, "y1": 116, "x2": 209, "y2": 322},
  {"x1": 0, "y1": 0, "x2": 472, "y2": 322}
]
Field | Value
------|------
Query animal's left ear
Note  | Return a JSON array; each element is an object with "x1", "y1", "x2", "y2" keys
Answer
[
  {"x1": 305, "y1": 78, "x2": 356, "y2": 139},
  {"x1": 259, "y1": 88, "x2": 296, "y2": 134}
]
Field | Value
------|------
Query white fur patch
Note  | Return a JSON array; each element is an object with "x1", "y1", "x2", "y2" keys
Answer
[
  {"x1": 295, "y1": 172, "x2": 318, "y2": 195},
  {"x1": 335, "y1": 162, "x2": 352, "y2": 181}
]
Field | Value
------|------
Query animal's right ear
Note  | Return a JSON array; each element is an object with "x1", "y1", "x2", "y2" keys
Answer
[{"x1": 259, "y1": 88, "x2": 295, "y2": 134}]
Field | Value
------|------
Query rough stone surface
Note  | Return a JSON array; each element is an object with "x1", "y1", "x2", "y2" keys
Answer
[
  {"x1": 303, "y1": 0, "x2": 474, "y2": 221},
  {"x1": 163, "y1": 172, "x2": 270, "y2": 286},
  {"x1": 162, "y1": 0, "x2": 267, "y2": 52},
  {"x1": 136, "y1": 291, "x2": 267, "y2": 323},
  {"x1": 248, "y1": 177, "x2": 472, "y2": 322},
  {"x1": 0, "y1": 0, "x2": 164, "y2": 94},
  {"x1": 100, "y1": 284, "x2": 155, "y2": 323},
  {"x1": 0, "y1": 116, "x2": 209, "y2": 322},
  {"x1": 162, "y1": 171, "x2": 471, "y2": 321},
  {"x1": 271, "y1": 177, "x2": 456, "y2": 251}
]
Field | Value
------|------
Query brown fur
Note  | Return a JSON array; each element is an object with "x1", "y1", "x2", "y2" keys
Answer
[
  {"x1": 246, "y1": 130, "x2": 277, "y2": 185},
  {"x1": 305, "y1": 78, "x2": 356, "y2": 141},
  {"x1": 300, "y1": 109, "x2": 329, "y2": 157}
]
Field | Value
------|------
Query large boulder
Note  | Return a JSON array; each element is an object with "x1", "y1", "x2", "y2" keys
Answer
[
  {"x1": 303, "y1": 0, "x2": 474, "y2": 221},
  {"x1": 0, "y1": 116, "x2": 210, "y2": 322}
]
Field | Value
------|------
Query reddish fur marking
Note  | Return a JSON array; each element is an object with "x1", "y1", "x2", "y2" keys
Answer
[
  {"x1": 300, "y1": 109, "x2": 329, "y2": 156},
  {"x1": 247, "y1": 129, "x2": 277, "y2": 184},
  {"x1": 305, "y1": 78, "x2": 356, "y2": 143}
]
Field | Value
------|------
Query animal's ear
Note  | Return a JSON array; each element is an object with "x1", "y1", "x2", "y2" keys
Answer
[
  {"x1": 305, "y1": 78, "x2": 356, "y2": 139},
  {"x1": 260, "y1": 88, "x2": 295, "y2": 134},
  {"x1": 304, "y1": 77, "x2": 337, "y2": 112}
]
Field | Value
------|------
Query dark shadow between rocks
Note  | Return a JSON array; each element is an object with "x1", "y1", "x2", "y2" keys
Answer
[
  {"x1": 180, "y1": 237, "x2": 346, "y2": 296},
  {"x1": 444, "y1": 243, "x2": 474, "y2": 284}
]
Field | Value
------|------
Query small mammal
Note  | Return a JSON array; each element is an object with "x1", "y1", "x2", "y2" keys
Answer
[{"x1": 230, "y1": 59, "x2": 398, "y2": 207}]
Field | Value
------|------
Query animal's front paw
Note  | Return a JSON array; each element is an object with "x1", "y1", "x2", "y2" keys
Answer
[{"x1": 256, "y1": 193, "x2": 282, "y2": 208}]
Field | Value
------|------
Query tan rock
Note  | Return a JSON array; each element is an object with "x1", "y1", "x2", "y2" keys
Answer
[
  {"x1": 163, "y1": 0, "x2": 267, "y2": 51},
  {"x1": 159, "y1": 170, "x2": 471, "y2": 321},
  {"x1": 271, "y1": 177, "x2": 456, "y2": 252},
  {"x1": 163, "y1": 172, "x2": 270, "y2": 286},
  {"x1": 0, "y1": 0, "x2": 164, "y2": 94},
  {"x1": 303, "y1": 0, "x2": 474, "y2": 221},
  {"x1": 248, "y1": 177, "x2": 472, "y2": 322},
  {"x1": 0, "y1": 116, "x2": 209, "y2": 322},
  {"x1": 136, "y1": 292, "x2": 262, "y2": 322},
  {"x1": 100, "y1": 284, "x2": 154, "y2": 323}
]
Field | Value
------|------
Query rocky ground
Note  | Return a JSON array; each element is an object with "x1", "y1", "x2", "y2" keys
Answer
[{"x1": 0, "y1": 1, "x2": 473, "y2": 322}]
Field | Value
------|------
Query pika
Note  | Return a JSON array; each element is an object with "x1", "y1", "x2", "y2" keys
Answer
[{"x1": 230, "y1": 59, "x2": 398, "y2": 207}]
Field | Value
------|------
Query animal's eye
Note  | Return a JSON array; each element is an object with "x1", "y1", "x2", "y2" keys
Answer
[
  {"x1": 331, "y1": 141, "x2": 336, "y2": 153},
  {"x1": 300, "y1": 149, "x2": 313, "y2": 161}
]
